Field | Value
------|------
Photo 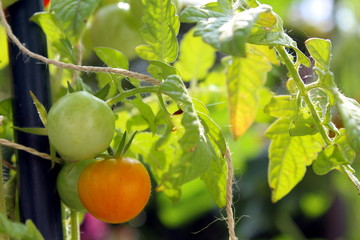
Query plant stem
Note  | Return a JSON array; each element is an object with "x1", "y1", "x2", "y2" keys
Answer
[
  {"x1": 70, "y1": 210, "x2": 80, "y2": 240},
  {"x1": 276, "y1": 46, "x2": 332, "y2": 145},
  {"x1": 106, "y1": 86, "x2": 160, "y2": 106},
  {"x1": 340, "y1": 165, "x2": 360, "y2": 194}
]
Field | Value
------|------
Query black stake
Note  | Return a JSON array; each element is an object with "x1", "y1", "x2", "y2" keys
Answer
[{"x1": 7, "y1": 0, "x2": 63, "y2": 239}]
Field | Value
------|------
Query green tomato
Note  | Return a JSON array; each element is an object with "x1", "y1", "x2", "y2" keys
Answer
[
  {"x1": 84, "y1": 2, "x2": 142, "y2": 60},
  {"x1": 48, "y1": 91, "x2": 115, "y2": 161},
  {"x1": 57, "y1": 159, "x2": 96, "y2": 212}
]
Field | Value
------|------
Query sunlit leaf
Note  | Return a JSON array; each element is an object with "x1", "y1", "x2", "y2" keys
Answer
[
  {"x1": 200, "y1": 152, "x2": 227, "y2": 207},
  {"x1": 289, "y1": 109, "x2": 318, "y2": 136},
  {"x1": 224, "y1": 44, "x2": 273, "y2": 139},
  {"x1": 265, "y1": 95, "x2": 298, "y2": 119},
  {"x1": 147, "y1": 61, "x2": 179, "y2": 81},
  {"x1": 266, "y1": 118, "x2": 324, "y2": 202},
  {"x1": 305, "y1": 38, "x2": 331, "y2": 70},
  {"x1": 136, "y1": 0, "x2": 179, "y2": 63},
  {"x1": 29, "y1": 91, "x2": 48, "y2": 127},
  {"x1": 51, "y1": 0, "x2": 101, "y2": 42},
  {"x1": 31, "y1": 12, "x2": 75, "y2": 63},
  {"x1": 336, "y1": 94, "x2": 360, "y2": 152},
  {"x1": 312, "y1": 144, "x2": 351, "y2": 175},
  {"x1": 174, "y1": 28, "x2": 216, "y2": 81}
]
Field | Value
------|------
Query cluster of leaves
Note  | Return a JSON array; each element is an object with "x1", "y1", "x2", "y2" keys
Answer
[{"x1": 2, "y1": 2, "x2": 360, "y2": 240}]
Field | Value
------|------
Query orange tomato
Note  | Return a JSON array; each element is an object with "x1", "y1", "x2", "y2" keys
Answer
[{"x1": 78, "y1": 157, "x2": 151, "y2": 223}]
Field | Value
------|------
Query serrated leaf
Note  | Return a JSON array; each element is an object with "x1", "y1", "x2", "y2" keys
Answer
[
  {"x1": 147, "y1": 61, "x2": 179, "y2": 81},
  {"x1": 266, "y1": 118, "x2": 324, "y2": 202},
  {"x1": 201, "y1": 154, "x2": 227, "y2": 207},
  {"x1": 225, "y1": 44, "x2": 273, "y2": 139},
  {"x1": 12, "y1": 127, "x2": 48, "y2": 136},
  {"x1": 192, "y1": 98, "x2": 210, "y2": 116},
  {"x1": 51, "y1": 0, "x2": 101, "y2": 43},
  {"x1": 0, "y1": 213, "x2": 44, "y2": 240},
  {"x1": 335, "y1": 129, "x2": 356, "y2": 163},
  {"x1": 264, "y1": 95, "x2": 298, "y2": 118},
  {"x1": 136, "y1": 0, "x2": 179, "y2": 63},
  {"x1": 197, "y1": 111, "x2": 227, "y2": 156},
  {"x1": 305, "y1": 38, "x2": 331, "y2": 70},
  {"x1": 29, "y1": 91, "x2": 48, "y2": 127},
  {"x1": 336, "y1": 94, "x2": 360, "y2": 152},
  {"x1": 312, "y1": 144, "x2": 350, "y2": 175},
  {"x1": 159, "y1": 75, "x2": 217, "y2": 187},
  {"x1": 174, "y1": 28, "x2": 216, "y2": 81},
  {"x1": 289, "y1": 110, "x2": 318, "y2": 136},
  {"x1": 31, "y1": 12, "x2": 76, "y2": 63}
]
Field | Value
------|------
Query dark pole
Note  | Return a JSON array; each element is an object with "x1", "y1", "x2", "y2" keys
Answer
[{"x1": 7, "y1": 0, "x2": 63, "y2": 239}]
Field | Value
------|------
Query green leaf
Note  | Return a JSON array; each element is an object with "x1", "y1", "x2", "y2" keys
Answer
[
  {"x1": 335, "y1": 129, "x2": 356, "y2": 163},
  {"x1": 31, "y1": 12, "x2": 76, "y2": 63},
  {"x1": 336, "y1": 94, "x2": 360, "y2": 152},
  {"x1": 289, "y1": 109, "x2": 318, "y2": 136},
  {"x1": 94, "y1": 47, "x2": 129, "y2": 95},
  {"x1": 94, "y1": 47, "x2": 129, "y2": 70},
  {"x1": 51, "y1": 0, "x2": 101, "y2": 43},
  {"x1": 94, "y1": 83, "x2": 110, "y2": 100},
  {"x1": 174, "y1": 28, "x2": 216, "y2": 81},
  {"x1": 0, "y1": 213, "x2": 44, "y2": 240},
  {"x1": 159, "y1": 75, "x2": 217, "y2": 188},
  {"x1": 136, "y1": 0, "x2": 180, "y2": 63},
  {"x1": 200, "y1": 154, "x2": 227, "y2": 207},
  {"x1": 147, "y1": 61, "x2": 179, "y2": 81},
  {"x1": 197, "y1": 111, "x2": 227, "y2": 156},
  {"x1": 29, "y1": 91, "x2": 48, "y2": 127},
  {"x1": 312, "y1": 144, "x2": 351, "y2": 175},
  {"x1": 264, "y1": 95, "x2": 298, "y2": 118},
  {"x1": 224, "y1": 44, "x2": 273, "y2": 139},
  {"x1": 125, "y1": 98, "x2": 157, "y2": 134},
  {"x1": 12, "y1": 127, "x2": 48, "y2": 136},
  {"x1": 305, "y1": 38, "x2": 331, "y2": 70},
  {"x1": 266, "y1": 118, "x2": 324, "y2": 202}
]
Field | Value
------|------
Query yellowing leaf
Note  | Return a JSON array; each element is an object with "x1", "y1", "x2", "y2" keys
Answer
[
  {"x1": 266, "y1": 118, "x2": 324, "y2": 202},
  {"x1": 225, "y1": 44, "x2": 273, "y2": 139}
]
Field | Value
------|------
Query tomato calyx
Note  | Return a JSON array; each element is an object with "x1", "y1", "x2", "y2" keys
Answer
[{"x1": 107, "y1": 131, "x2": 137, "y2": 159}]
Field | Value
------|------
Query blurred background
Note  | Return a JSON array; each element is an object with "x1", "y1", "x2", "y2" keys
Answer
[{"x1": 1, "y1": 0, "x2": 360, "y2": 239}]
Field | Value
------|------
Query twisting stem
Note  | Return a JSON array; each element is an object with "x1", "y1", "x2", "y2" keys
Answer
[
  {"x1": 106, "y1": 86, "x2": 160, "y2": 106},
  {"x1": 275, "y1": 46, "x2": 332, "y2": 145},
  {"x1": 225, "y1": 147, "x2": 237, "y2": 240}
]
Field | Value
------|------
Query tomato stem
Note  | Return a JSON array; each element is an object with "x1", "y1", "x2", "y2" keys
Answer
[
  {"x1": 106, "y1": 86, "x2": 160, "y2": 106},
  {"x1": 276, "y1": 46, "x2": 332, "y2": 145},
  {"x1": 70, "y1": 210, "x2": 80, "y2": 240}
]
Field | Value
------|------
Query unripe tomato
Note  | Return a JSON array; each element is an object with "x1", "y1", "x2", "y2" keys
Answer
[
  {"x1": 78, "y1": 157, "x2": 151, "y2": 223},
  {"x1": 56, "y1": 159, "x2": 96, "y2": 212},
  {"x1": 48, "y1": 91, "x2": 115, "y2": 161}
]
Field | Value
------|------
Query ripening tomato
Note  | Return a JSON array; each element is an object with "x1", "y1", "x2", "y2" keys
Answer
[
  {"x1": 47, "y1": 91, "x2": 115, "y2": 161},
  {"x1": 56, "y1": 159, "x2": 96, "y2": 212},
  {"x1": 78, "y1": 157, "x2": 151, "y2": 223},
  {"x1": 44, "y1": 0, "x2": 50, "y2": 8}
]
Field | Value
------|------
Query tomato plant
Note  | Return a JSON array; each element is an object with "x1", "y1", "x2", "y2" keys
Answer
[
  {"x1": 56, "y1": 159, "x2": 96, "y2": 212},
  {"x1": 47, "y1": 91, "x2": 115, "y2": 161},
  {"x1": 2, "y1": 0, "x2": 360, "y2": 239},
  {"x1": 78, "y1": 157, "x2": 151, "y2": 224}
]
